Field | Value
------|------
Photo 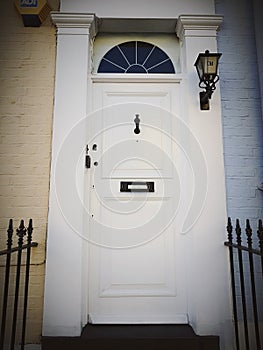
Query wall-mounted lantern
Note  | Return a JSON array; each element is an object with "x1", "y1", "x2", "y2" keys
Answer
[
  {"x1": 194, "y1": 50, "x2": 222, "y2": 110},
  {"x1": 14, "y1": 0, "x2": 51, "y2": 27}
]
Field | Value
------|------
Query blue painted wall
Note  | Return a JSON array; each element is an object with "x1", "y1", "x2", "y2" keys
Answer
[
  {"x1": 216, "y1": 0, "x2": 263, "y2": 228},
  {"x1": 216, "y1": 0, "x2": 263, "y2": 328}
]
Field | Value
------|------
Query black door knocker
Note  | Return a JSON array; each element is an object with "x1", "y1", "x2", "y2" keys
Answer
[{"x1": 134, "y1": 114, "x2": 141, "y2": 134}]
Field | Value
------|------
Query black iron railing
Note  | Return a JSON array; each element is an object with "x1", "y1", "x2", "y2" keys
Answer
[
  {"x1": 0, "y1": 219, "x2": 38, "y2": 350},
  {"x1": 225, "y1": 217, "x2": 263, "y2": 350}
]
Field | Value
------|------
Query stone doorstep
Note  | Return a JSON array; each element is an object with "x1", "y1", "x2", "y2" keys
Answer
[{"x1": 41, "y1": 324, "x2": 220, "y2": 350}]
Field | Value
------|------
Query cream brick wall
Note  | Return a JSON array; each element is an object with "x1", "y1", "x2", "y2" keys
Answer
[{"x1": 0, "y1": 0, "x2": 59, "y2": 344}]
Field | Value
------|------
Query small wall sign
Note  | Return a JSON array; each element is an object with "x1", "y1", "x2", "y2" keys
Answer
[
  {"x1": 20, "y1": 0, "x2": 38, "y2": 7},
  {"x1": 14, "y1": 0, "x2": 51, "y2": 27}
]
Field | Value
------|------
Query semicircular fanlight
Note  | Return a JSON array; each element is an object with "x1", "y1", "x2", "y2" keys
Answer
[{"x1": 98, "y1": 41, "x2": 175, "y2": 74}]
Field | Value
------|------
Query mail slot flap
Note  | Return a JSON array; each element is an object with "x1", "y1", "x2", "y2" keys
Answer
[{"x1": 120, "y1": 181, "x2": 154, "y2": 192}]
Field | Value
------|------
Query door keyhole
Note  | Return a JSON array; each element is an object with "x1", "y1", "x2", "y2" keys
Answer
[{"x1": 134, "y1": 114, "x2": 140, "y2": 134}]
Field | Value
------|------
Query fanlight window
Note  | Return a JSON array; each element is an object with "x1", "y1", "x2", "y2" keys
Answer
[{"x1": 98, "y1": 41, "x2": 175, "y2": 74}]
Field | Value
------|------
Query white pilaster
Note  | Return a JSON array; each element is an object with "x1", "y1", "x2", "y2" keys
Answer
[
  {"x1": 42, "y1": 13, "x2": 96, "y2": 337},
  {"x1": 176, "y1": 15, "x2": 233, "y2": 350}
]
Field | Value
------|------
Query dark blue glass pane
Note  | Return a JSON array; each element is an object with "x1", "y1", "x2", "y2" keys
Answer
[
  {"x1": 148, "y1": 60, "x2": 175, "y2": 73},
  {"x1": 98, "y1": 41, "x2": 175, "y2": 74},
  {"x1": 118, "y1": 41, "x2": 136, "y2": 65},
  {"x1": 144, "y1": 47, "x2": 168, "y2": 69},
  {"x1": 137, "y1": 41, "x2": 154, "y2": 65},
  {"x1": 98, "y1": 59, "x2": 125, "y2": 73},
  {"x1": 126, "y1": 64, "x2": 147, "y2": 73},
  {"x1": 104, "y1": 46, "x2": 129, "y2": 69}
]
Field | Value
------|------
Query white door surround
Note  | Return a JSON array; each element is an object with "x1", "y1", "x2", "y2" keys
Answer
[{"x1": 43, "y1": 9, "x2": 233, "y2": 350}]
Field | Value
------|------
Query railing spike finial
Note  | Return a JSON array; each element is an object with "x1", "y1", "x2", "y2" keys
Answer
[
  {"x1": 7, "y1": 219, "x2": 14, "y2": 248},
  {"x1": 8, "y1": 218, "x2": 13, "y2": 231},
  {"x1": 16, "y1": 219, "x2": 27, "y2": 247},
  {"x1": 236, "y1": 218, "x2": 242, "y2": 245},
  {"x1": 245, "y1": 219, "x2": 252, "y2": 247},
  {"x1": 19, "y1": 219, "x2": 24, "y2": 229},
  {"x1": 27, "y1": 219, "x2": 33, "y2": 244},
  {"x1": 227, "y1": 217, "x2": 233, "y2": 243},
  {"x1": 28, "y1": 218, "x2": 33, "y2": 229}
]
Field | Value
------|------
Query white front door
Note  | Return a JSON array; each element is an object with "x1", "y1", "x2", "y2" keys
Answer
[{"x1": 86, "y1": 81, "x2": 188, "y2": 324}]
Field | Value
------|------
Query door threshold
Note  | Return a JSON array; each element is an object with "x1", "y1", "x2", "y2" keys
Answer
[{"x1": 81, "y1": 323, "x2": 196, "y2": 339}]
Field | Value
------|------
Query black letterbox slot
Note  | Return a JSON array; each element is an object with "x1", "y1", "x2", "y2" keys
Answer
[{"x1": 120, "y1": 181, "x2": 154, "y2": 192}]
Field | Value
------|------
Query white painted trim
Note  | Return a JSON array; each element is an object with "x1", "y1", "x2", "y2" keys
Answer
[
  {"x1": 91, "y1": 74, "x2": 183, "y2": 83},
  {"x1": 176, "y1": 15, "x2": 223, "y2": 41},
  {"x1": 50, "y1": 12, "x2": 97, "y2": 36},
  {"x1": 89, "y1": 314, "x2": 188, "y2": 324},
  {"x1": 42, "y1": 10, "x2": 96, "y2": 338},
  {"x1": 97, "y1": 18, "x2": 178, "y2": 33}
]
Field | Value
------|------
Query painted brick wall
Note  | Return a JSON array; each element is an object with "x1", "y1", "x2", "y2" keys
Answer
[
  {"x1": 215, "y1": 0, "x2": 263, "y2": 328},
  {"x1": 215, "y1": 0, "x2": 263, "y2": 227},
  {"x1": 0, "y1": 0, "x2": 58, "y2": 344}
]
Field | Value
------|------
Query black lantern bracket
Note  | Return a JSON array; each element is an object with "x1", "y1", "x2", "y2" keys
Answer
[{"x1": 194, "y1": 50, "x2": 222, "y2": 110}]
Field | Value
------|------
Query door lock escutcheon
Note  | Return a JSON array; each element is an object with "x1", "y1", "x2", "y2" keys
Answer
[{"x1": 85, "y1": 145, "x2": 91, "y2": 168}]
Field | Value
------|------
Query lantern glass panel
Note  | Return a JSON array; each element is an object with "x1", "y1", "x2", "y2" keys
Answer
[
  {"x1": 205, "y1": 56, "x2": 218, "y2": 75},
  {"x1": 196, "y1": 58, "x2": 204, "y2": 80},
  {"x1": 194, "y1": 51, "x2": 221, "y2": 82}
]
